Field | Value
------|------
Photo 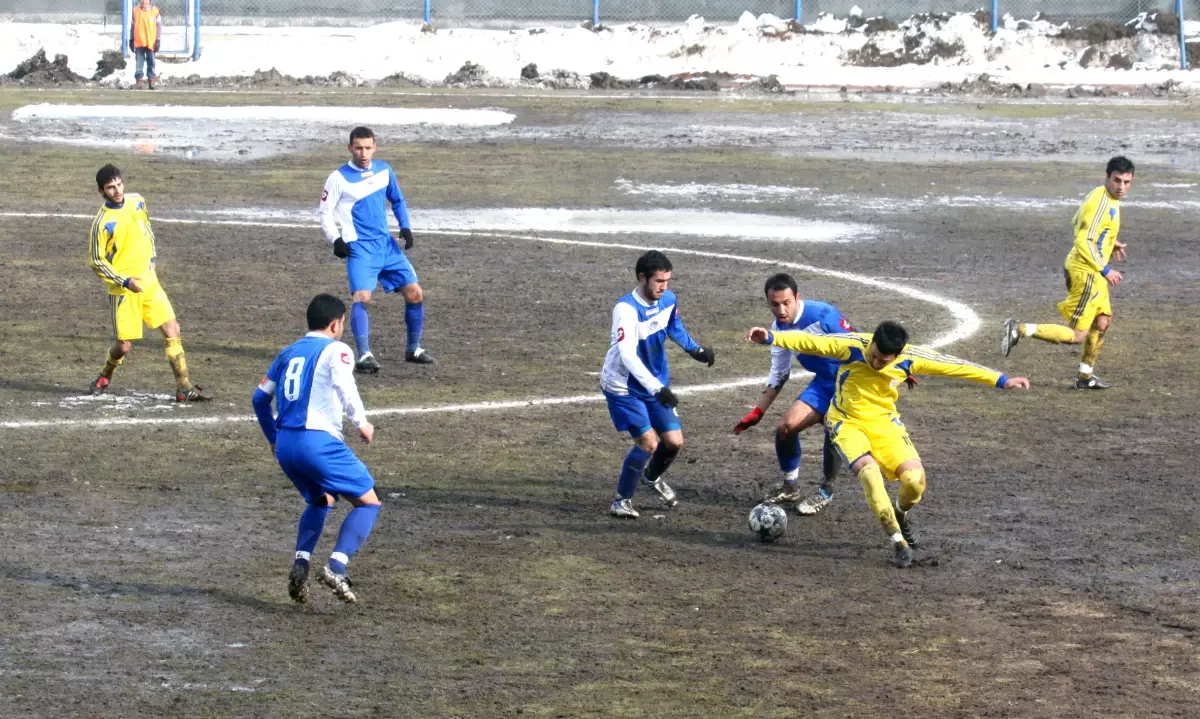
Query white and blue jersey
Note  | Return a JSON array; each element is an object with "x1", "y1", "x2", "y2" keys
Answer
[
  {"x1": 601, "y1": 289, "x2": 699, "y2": 436},
  {"x1": 767, "y1": 300, "x2": 854, "y2": 415},
  {"x1": 253, "y1": 332, "x2": 374, "y2": 501},
  {"x1": 319, "y1": 160, "x2": 417, "y2": 294}
]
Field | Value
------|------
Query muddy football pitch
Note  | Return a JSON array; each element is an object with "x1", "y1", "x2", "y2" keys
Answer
[{"x1": 0, "y1": 88, "x2": 1197, "y2": 717}]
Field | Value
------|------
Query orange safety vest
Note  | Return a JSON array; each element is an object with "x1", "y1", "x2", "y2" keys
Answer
[{"x1": 132, "y1": 5, "x2": 160, "y2": 49}]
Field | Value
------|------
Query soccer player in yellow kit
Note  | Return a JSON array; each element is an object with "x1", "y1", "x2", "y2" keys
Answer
[
  {"x1": 1001, "y1": 156, "x2": 1135, "y2": 389},
  {"x1": 88, "y1": 164, "x2": 210, "y2": 401},
  {"x1": 747, "y1": 321, "x2": 1030, "y2": 568}
]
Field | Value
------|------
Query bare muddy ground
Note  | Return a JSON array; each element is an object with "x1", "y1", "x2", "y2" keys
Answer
[{"x1": 0, "y1": 87, "x2": 1196, "y2": 717}]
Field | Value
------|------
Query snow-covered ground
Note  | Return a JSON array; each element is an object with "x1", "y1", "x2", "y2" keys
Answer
[{"x1": 1, "y1": 10, "x2": 1197, "y2": 91}]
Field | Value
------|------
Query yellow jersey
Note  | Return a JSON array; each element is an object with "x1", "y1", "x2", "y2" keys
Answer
[
  {"x1": 1065, "y1": 186, "x2": 1121, "y2": 276},
  {"x1": 89, "y1": 193, "x2": 159, "y2": 296},
  {"x1": 768, "y1": 331, "x2": 1006, "y2": 423}
]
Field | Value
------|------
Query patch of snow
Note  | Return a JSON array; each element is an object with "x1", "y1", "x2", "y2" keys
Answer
[
  {"x1": 11, "y1": 104, "x2": 515, "y2": 126},
  {"x1": 0, "y1": 12, "x2": 1196, "y2": 91}
]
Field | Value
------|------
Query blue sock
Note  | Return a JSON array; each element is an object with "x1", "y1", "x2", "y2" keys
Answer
[
  {"x1": 776, "y1": 429, "x2": 801, "y2": 474},
  {"x1": 295, "y1": 503, "x2": 331, "y2": 558},
  {"x1": 404, "y1": 302, "x2": 424, "y2": 353},
  {"x1": 351, "y1": 302, "x2": 370, "y2": 356},
  {"x1": 329, "y1": 504, "x2": 381, "y2": 574},
  {"x1": 617, "y1": 446, "x2": 651, "y2": 499}
]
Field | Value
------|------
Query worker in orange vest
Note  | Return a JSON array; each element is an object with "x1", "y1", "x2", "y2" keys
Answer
[{"x1": 129, "y1": 0, "x2": 162, "y2": 89}]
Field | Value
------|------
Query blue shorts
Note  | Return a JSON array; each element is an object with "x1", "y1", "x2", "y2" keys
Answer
[
  {"x1": 346, "y1": 238, "x2": 418, "y2": 294},
  {"x1": 797, "y1": 379, "x2": 835, "y2": 417},
  {"x1": 275, "y1": 429, "x2": 375, "y2": 502},
  {"x1": 604, "y1": 391, "x2": 681, "y2": 438}
]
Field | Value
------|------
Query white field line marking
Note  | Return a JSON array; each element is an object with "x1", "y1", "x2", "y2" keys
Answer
[{"x1": 0, "y1": 213, "x2": 980, "y2": 431}]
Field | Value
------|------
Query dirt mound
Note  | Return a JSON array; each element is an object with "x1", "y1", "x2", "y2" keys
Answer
[
  {"x1": 847, "y1": 38, "x2": 964, "y2": 67},
  {"x1": 91, "y1": 50, "x2": 125, "y2": 81},
  {"x1": 444, "y1": 61, "x2": 490, "y2": 87},
  {"x1": 1058, "y1": 20, "x2": 1134, "y2": 43},
  {"x1": 177, "y1": 68, "x2": 368, "y2": 88},
  {"x1": 3, "y1": 49, "x2": 87, "y2": 86},
  {"x1": 375, "y1": 72, "x2": 426, "y2": 88},
  {"x1": 934, "y1": 74, "x2": 1047, "y2": 98}
]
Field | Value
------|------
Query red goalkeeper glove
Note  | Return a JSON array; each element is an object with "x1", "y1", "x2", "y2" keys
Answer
[
  {"x1": 733, "y1": 407, "x2": 764, "y2": 434},
  {"x1": 905, "y1": 374, "x2": 918, "y2": 390}
]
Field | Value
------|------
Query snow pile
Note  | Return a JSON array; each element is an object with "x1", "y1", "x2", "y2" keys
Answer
[{"x1": 0, "y1": 10, "x2": 1196, "y2": 92}]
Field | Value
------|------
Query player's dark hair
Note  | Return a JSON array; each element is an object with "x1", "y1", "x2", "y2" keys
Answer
[
  {"x1": 635, "y1": 250, "x2": 672, "y2": 280},
  {"x1": 96, "y1": 164, "x2": 122, "y2": 189},
  {"x1": 307, "y1": 293, "x2": 347, "y2": 330},
  {"x1": 349, "y1": 126, "x2": 375, "y2": 143},
  {"x1": 763, "y1": 273, "x2": 798, "y2": 297},
  {"x1": 1106, "y1": 156, "x2": 1134, "y2": 176},
  {"x1": 872, "y1": 321, "x2": 908, "y2": 356}
]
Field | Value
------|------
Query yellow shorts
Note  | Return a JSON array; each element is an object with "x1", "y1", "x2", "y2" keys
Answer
[
  {"x1": 109, "y1": 283, "x2": 176, "y2": 341},
  {"x1": 1057, "y1": 268, "x2": 1110, "y2": 331},
  {"x1": 828, "y1": 415, "x2": 920, "y2": 479}
]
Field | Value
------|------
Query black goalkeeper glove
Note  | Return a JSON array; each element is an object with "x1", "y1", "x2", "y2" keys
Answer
[
  {"x1": 654, "y1": 386, "x2": 679, "y2": 409},
  {"x1": 332, "y1": 238, "x2": 349, "y2": 259},
  {"x1": 688, "y1": 346, "x2": 715, "y2": 367},
  {"x1": 399, "y1": 228, "x2": 414, "y2": 250}
]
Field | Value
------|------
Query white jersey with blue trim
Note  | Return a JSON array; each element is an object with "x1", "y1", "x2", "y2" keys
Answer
[
  {"x1": 600, "y1": 288, "x2": 699, "y2": 398},
  {"x1": 318, "y1": 160, "x2": 412, "y2": 246},
  {"x1": 257, "y1": 332, "x2": 368, "y2": 441},
  {"x1": 767, "y1": 299, "x2": 854, "y2": 388}
]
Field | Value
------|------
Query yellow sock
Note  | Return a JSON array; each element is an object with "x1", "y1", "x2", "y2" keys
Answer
[
  {"x1": 102, "y1": 348, "x2": 124, "y2": 379},
  {"x1": 897, "y1": 467, "x2": 926, "y2": 512},
  {"x1": 1079, "y1": 328, "x2": 1105, "y2": 378},
  {"x1": 1020, "y1": 323, "x2": 1077, "y2": 344},
  {"x1": 164, "y1": 337, "x2": 191, "y2": 390},
  {"x1": 857, "y1": 463, "x2": 900, "y2": 536}
]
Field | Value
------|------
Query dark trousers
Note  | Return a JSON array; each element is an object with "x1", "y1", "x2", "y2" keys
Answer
[{"x1": 134, "y1": 47, "x2": 157, "y2": 80}]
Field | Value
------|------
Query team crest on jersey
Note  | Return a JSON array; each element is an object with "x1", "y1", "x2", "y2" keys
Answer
[
  {"x1": 321, "y1": 189, "x2": 328, "y2": 201},
  {"x1": 839, "y1": 318, "x2": 853, "y2": 331},
  {"x1": 340, "y1": 352, "x2": 352, "y2": 365},
  {"x1": 617, "y1": 327, "x2": 625, "y2": 342},
  {"x1": 1109, "y1": 207, "x2": 1117, "y2": 219}
]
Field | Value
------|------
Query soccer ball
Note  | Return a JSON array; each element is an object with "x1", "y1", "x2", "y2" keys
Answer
[{"x1": 748, "y1": 502, "x2": 788, "y2": 543}]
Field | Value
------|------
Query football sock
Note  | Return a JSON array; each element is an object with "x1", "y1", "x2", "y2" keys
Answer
[
  {"x1": 644, "y1": 444, "x2": 680, "y2": 481},
  {"x1": 857, "y1": 463, "x2": 900, "y2": 536},
  {"x1": 618, "y1": 445, "x2": 652, "y2": 499},
  {"x1": 897, "y1": 467, "x2": 926, "y2": 512},
  {"x1": 821, "y1": 431, "x2": 841, "y2": 486},
  {"x1": 351, "y1": 302, "x2": 371, "y2": 357},
  {"x1": 404, "y1": 302, "x2": 424, "y2": 353},
  {"x1": 329, "y1": 504, "x2": 381, "y2": 574},
  {"x1": 164, "y1": 337, "x2": 190, "y2": 389},
  {"x1": 1021, "y1": 323, "x2": 1076, "y2": 344},
  {"x1": 775, "y1": 427, "x2": 801, "y2": 474},
  {"x1": 1079, "y1": 328, "x2": 1106, "y2": 377},
  {"x1": 295, "y1": 503, "x2": 331, "y2": 556},
  {"x1": 102, "y1": 348, "x2": 124, "y2": 379}
]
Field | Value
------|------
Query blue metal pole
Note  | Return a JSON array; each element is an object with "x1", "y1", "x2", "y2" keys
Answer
[
  {"x1": 424, "y1": 0, "x2": 431, "y2": 25},
  {"x1": 1178, "y1": 0, "x2": 1188, "y2": 70},
  {"x1": 192, "y1": 0, "x2": 201, "y2": 61},
  {"x1": 121, "y1": 0, "x2": 129, "y2": 59},
  {"x1": 794, "y1": 0, "x2": 802, "y2": 23},
  {"x1": 991, "y1": 0, "x2": 999, "y2": 33},
  {"x1": 592, "y1": 0, "x2": 599, "y2": 28}
]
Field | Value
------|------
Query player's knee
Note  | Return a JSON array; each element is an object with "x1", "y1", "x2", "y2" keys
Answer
[
  {"x1": 352, "y1": 291, "x2": 373, "y2": 304},
  {"x1": 403, "y1": 284, "x2": 423, "y2": 304},
  {"x1": 663, "y1": 435, "x2": 684, "y2": 452},
  {"x1": 634, "y1": 432, "x2": 658, "y2": 454},
  {"x1": 1072, "y1": 329, "x2": 1088, "y2": 343},
  {"x1": 116, "y1": 340, "x2": 133, "y2": 354},
  {"x1": 898, "y1": 467, "x2": 926, "y2": 508},
  {"x1": 1095, "y1": 315, "x2": 1111, "y2": 332}
]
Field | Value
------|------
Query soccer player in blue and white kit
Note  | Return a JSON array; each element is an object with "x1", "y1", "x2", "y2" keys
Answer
[
  {"x1": 601, "y1": 251, "x2": 715, "y2": 518},
  {"x1": 732, "y1": 274, "x2": 854, "y2": 515},
  {"x1": 253, "y1": 294, "x2": 382, "y2": 604},
  {"x1": 319, "y1": 126, "x2": 434, "y2": 373}
]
